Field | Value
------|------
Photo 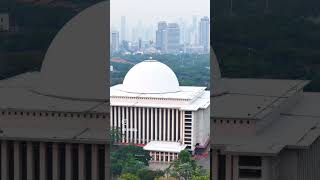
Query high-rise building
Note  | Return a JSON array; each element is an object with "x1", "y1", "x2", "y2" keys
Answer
[
  {"x1": 199, "y1": 16, "x2": 210, "y2": 53},
  {"x1": 156, "y1": 21, "x2": 168, "y2": 52},
  {"x1": 192, "y1": 15, "x2": 198, "y2": 45},
  {"x1": 120, "y1": 16, "x2": 126, "y2": 41},
  {"x1": 111, "y1": 31, "x2": 120, "y2": 53},
  {"x1": 167, "y1": 23, "x2": 180, "y2": 53},
  {"x1": 138, "y1": 38, "x2": 142, "y2": 50}
]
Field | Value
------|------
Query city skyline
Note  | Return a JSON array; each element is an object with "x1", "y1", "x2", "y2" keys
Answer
[
  {"x1": 111, "y1": 17, "x2": 210, "y2": 54},
  {"x1": 111, "y1": 0, "x2": 210, "y2": 28}
]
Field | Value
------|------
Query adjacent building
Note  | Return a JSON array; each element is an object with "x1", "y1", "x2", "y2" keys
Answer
[
  {"x1": 166, "y1": 23, "x2": 181, "y2": 53},
  {"x1": 121, "y1": 16, "x2": 126, "y2": 42},
  {"x1": 111, "y1": 31, "x2": 120, "y2": 53},
  {"x1": 110, "y1": 60, "x2": 210, "y2": 163},
  {"x1": 156, "y1": 21, "x2": 168, "y2": 52},
  {"x1": 0, "y1": 13, "x2": 9, "y2": 32},
  {"x1": 199, "y1": 17, "x2": 210, "y2": 53},
  {"x1": 211, "y1": 49, "x2": 320, "y2": 180}
]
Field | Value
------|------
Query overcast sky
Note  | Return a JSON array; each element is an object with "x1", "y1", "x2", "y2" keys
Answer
[{"x1": 111, "y1": 0, "x2": 210, "y2": 29}]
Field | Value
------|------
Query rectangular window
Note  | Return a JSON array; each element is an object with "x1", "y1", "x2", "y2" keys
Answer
[
  {"x1": 239, "y1": 169, "x2": 262, "y2": 178},
  {"x1": 239, "y1": 156, "x2": 262, "y2": 167}
]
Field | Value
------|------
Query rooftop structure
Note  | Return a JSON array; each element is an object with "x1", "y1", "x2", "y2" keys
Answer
[
  {"x1": 144, "y1": 141, "x2": 187, "y2": 153},
  {"x1": 210, "y1": 48, "x2": 320, "y2": 180}
]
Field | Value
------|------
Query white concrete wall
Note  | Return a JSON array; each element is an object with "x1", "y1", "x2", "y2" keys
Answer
[{"x1": 193, "y1": 106, "x2": 210, "y2": 146}]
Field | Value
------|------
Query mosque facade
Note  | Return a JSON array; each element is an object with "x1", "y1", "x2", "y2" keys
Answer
[{"x1": 110, "y1": 60, "x2": 210, "y2": 163}]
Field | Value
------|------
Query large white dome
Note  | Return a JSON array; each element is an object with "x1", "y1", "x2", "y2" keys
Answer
[
  {"x1": 121, "y1": 60, "x2": 180, "y2": 94},
  {"x1": 35, "y1": 1, "x2": 109, "y2": 101}
]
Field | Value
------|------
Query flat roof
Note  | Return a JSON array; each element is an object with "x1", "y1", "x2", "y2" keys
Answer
[
  {"x1": 0, "y1": 127, "x2": 111, "y2": 144},
  {"x1": 143, "y1": 141, "x2": 187, "y2": 153},
  {"x1": 0, "y1": 72, "x2": 109, "y2": 113},
  {"x1": 111, "y1": 90, "x2": 210, "y2": 111},
  {"x1": 211, "y1": 78, "x2": 309, "y2": 119},
  {"x1": 211, "y1": 78, "x2": 320, "y2": 155},
  {"x1": 111, "y1": 84, "x2": 206, "y2": 100}
]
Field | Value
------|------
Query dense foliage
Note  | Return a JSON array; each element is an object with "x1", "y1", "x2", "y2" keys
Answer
[
  {"x1": 111, "y1": 145, "x2": 155, "y2": 178},
  {"x1": 162, "y1": 150, "x2": 209, "y2": 180}
]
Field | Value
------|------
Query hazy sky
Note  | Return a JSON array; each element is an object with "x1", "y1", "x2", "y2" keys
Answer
[{"x1": 111, "y1": 0, "x2": 210, "y2": 29}]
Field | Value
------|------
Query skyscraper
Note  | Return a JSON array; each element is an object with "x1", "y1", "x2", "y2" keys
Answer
[
  {"x1": 199, "y1": 16, "x2": 210, "y2": 53},
  {"x1": 167, "y1": 23, "x2": 180, "y2": 53},
  {"x1": 156, "y1": 21, "x2": 168, "y2": 53},
  {"x1": 111, "y1": 31, "x2": 120, "y2": 53},
  {"x1": 121, "y1": 16, "x2": 126, "y2": 41},
  {"x1": 192, "y1": 15, "x2": 198, "y2": 45}
]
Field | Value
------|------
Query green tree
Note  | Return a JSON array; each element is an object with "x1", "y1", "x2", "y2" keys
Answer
[
  {"x1": 111, "y1": 145, "x2": 151, "y2": 177},
  {"x1": 167, "y1": 150, "x2": 207, "y2": 180},
  {"x1": 136, "y1": 169, "x2": 164, "y2": 180},
  {"x1": 119, "y1": 173, "x2": 140, "y2": 180}
]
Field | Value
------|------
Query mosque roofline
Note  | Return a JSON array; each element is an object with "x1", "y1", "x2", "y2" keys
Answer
[
  {"x1": 211, "y1": 79, "x2": 320, "y2": 155},
  {"x1": 0, "y1": 72, "x2": 109, "y2": 113},
  {"x1": 0, "y1": 128, "x2": 112, "y2": 144}
]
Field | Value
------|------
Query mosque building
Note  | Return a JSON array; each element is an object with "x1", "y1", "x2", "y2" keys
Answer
[
  {"x1": 110, "y1": 59, "x2": 210, "y2": 163},
  {"x1": 211, "y1": 49, "x2": 320, "y2": 180},
  {"x1": 0, "y1": 2, "x2": 110, "y2": 180}
]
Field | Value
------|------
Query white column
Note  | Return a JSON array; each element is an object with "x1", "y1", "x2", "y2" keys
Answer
[
  {"x1": 167, "y1": 109, "x2": 170, "y2": 141},
  {"x1": 142, "y1": 108, "x2": 145, "y2": 144},
  {"x1": 155, "y1": 109, "x2": 158, "y2": 140},
  {"x1": 52, "y1": 143, "x2": 60, "y2": 180},
  {"x1": 27, "y1": 142, "x2": 34, "y2": 180},
  {"x1": 146, "y1": 108, "x2": 149, "y2": 142},
  {"x1": 110, "y1": 106, "x2": 113, "y2": 128},
  {"x1": 14, "y1": 142, "x2": 21, "y2": 180},
  {"x1": 138, "y1": 108, "x2": 141, "y2": 144},
  {"x1": 65, "y1": 144, "x2": 73, "y2": 180},
  {"x1": 39, "y1": 142, "x2": 47, "y2": 180},
  {"x1": 171, "y1": 109, "x2": 175, "y2": 141},
  {"x1": 121, "y1": 107, "x2": 125, "y2": 143},
  {"x1": 163, "y1": 109, "x2": 167, "y2": 141},
  {"x1": 104, "y1": 144, "x2": 110, "y2": 180},
  {"x1": 181, "y1": 111, "x2": 184, "y2": 143},
  {"x1": 117, "y1": 106, "x2": 121, "y2": 133},
  {"x1": 226, "y1": 154, "x2": 232, "y2": 180},
  {"x1": 1, "y1": 141, "x2": 9, "y2": 180},
  {"x1": 134, "y1": 107, "x2": 138, "y2": 143},
  {"x1": 91, "y1": 144, "x2": 99, "y2": 180},
  {"x1": 126, "y1": 107, "x2": 129, "y2": 143},
  {"x1": 176, "y1": 109, "x2": 179, "y2": 141},
  {"x1": 150, "y1": 108, "x2": 154, "y2": 141},
  {"x1": 78, "y1": 144, "x2": 86, "y2": 180},
  {"x1": 159, "y1": 109, "x2": 162, "y2": 141},
  {"x1": 129, "y1": 107, "x2": 132, "y2": 143}
]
